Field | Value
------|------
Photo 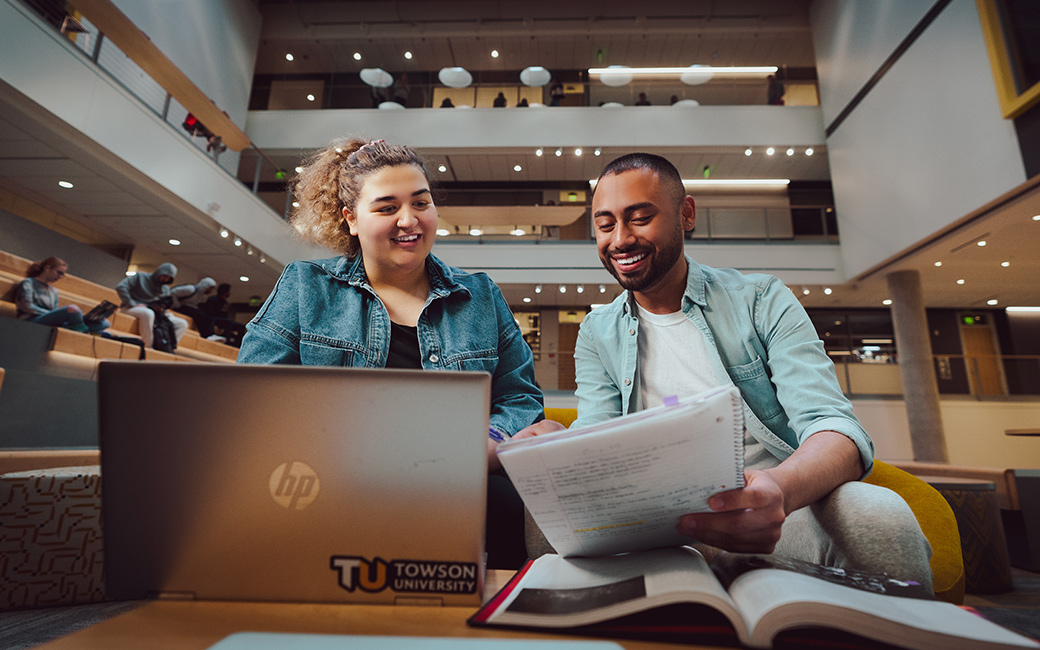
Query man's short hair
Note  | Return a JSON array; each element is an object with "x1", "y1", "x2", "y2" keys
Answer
[{"x1": 595, "y1": 153, "x2": 686, "y2": 212}]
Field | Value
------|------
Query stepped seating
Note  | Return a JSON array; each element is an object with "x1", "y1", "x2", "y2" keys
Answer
[{"x1": 0, "y1": 251, "x2": 239, "y2": 365}]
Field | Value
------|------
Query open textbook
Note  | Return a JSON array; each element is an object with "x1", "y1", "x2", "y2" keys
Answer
[
  {"x1": 470, "y1": 548, "x2": 1039, "y2": 650},
  {"x1": 497, "y1": 385, "x2": 744, "y2": 557}
]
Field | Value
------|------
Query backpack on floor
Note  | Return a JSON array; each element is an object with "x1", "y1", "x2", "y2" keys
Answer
[{"x1": 150, "y1": 308, "x2": 177, "y2": 352}]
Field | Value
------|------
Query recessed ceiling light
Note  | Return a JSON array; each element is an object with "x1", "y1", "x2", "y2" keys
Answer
[
  {"x1": 786, "y1": 148, "x2": 794, "y2": 156},
  {"x1": 295, "y1": 166, "x2": 303, "y2": 173},
  {"x1": 576, "y1": 285, "x2": 584, "y2": 293},
  {"x1": 535, "y1": 148, "x2": 543, "y2": 157},
  {"x1": 1033, "y1": 215, "x2": 1040, "y2": 221},
  {"x1": 436, "y1": 228, "x2": 449, "y2": 236},
  {"x1": 801, "y1": 288, "x2": 810, "y2": 295},
  {"x1": 247, "y1": 248, "x2": 254, "y2": 255},
  {"x1": 491, "y1": 49, "x2": 499, "y2": 58},
  {"x1": 306, "y1": 94, "x2": 315, "y2": 102},
  {"x1": 239, "y1": 276, "x2": 250, "y2": 282},
  {"x1": 234, "y1": 237, "x2": 243, "y2": 247},
  {"x1": 555, "y1": 148, "x2": 563, "y2": 157},
  {"x1": 125, "y1": 270, "x2": 136, "y2": 276},
  {"x1": 523, "y1": 297, "x2": 531, "y2": 303},
  {"x1": 469, "y1": 228, "x2": 482, "y2": 236},
  {"x1": 882, "y1": 299, "x2": 892, "y2": 305},
  {"x1": 823, "y1": 287, "x2": 832, "y2": 295},
  {"x1": 353, "y1": 52, "x2": 362, "y2": 61},
  {"x1": 259, "y1": 256, "x2": 267, "y2": 263},
  {"x1": 404, "y1": 51, "x2": 412, "y2": 60},
  {"x1": 285, "y1": 53, "x2": 294, "y2": 62},
  {"x1": 956, "y1": 279, "x2": 965, "y2": 285},
  {"x1": 575, "y1": 148, "x2": 583, "y2": 156},
  {"x1": 987, "y1": 299, "x2": 999, "y2": 305},
  {"x1": 535, "y1": 284, "x2": 542, "y2": 294},
  {"x1": 559, "y1": 285, "x2": 567, "y2": 293},
  {"x1": 766, "y1": 147, "x2": 775, "y2": 156},
  {"x1": 58, "y1": 180, "x2": 73, "y2": 188},
  {"x1": 514, "y1": 164, "x2": 522, "y2": 172},
  {"x1": 438, "y1": 164, "x2": 447, "y2": 173},
  {"x1": 168, "y1": 239, "x2": 181, "y2": 246},
  {"x1": 805, "y1": 148, "x2": 814, "y2": 156},
  {"x1": 934, "y1": 261, "x2": 942, "y2": 267},
  {"x1": 292, "y1": 201, "x2": 300, "y2": 208},
  {"x1": 220, "y1": 228, "x2": 229, "y2": 238},
  {"x1": 1001, "y1": 261, "x2": 1010, "y2": 267},
  {"x1": 977, "y1": 240, "x2": 987, "y2": 247},
  {"x1": 512, "y1": 228, "x2": 525, "y2": 236},
  {"x1": 745, "y1": 148, "x2": 752, "y2": 156},
  {"x1": 594, "y1": 148, "x2": 602, "y2": 156},
  {"x1": 599, "y1": 284, "x2": 606, "y2": 293}
]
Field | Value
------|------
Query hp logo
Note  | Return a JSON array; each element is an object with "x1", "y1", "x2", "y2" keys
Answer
[{"x1": 269, "y1": 461, "x2": 320, "y2": 510}]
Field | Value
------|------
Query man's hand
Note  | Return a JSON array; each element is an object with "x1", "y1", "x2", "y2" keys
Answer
[
  {"x1": 676, "y1": 430, "x2": 863, "y2": 554},
  {"x1": 676, "y1": 469, "x2": 787, "y2": 553}
]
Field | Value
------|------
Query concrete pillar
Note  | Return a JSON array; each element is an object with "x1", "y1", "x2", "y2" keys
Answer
[{"x1": 887, "y1": 270, "x2": 949, "y2": 462}]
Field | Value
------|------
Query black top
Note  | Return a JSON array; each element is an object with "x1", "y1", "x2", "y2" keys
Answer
[{"x1": 385, "y1": 321, "x2": 422, "y2": 369}]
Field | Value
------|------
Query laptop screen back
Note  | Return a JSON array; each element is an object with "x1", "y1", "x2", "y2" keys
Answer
[{"x1": 99, "y1": 362, "x2": 490, "y2": 606}]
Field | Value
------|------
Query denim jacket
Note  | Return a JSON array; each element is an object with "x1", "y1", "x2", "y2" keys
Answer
[
  {"x1": 573, "y1": 256, "x2": 874, "y2": 476},
  {"x1": 238, "y1": 253, "x2": 544, "y2": 437}
]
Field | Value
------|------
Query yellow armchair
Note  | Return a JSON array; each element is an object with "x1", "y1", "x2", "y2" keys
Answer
[{"x1": 541, "y1": 408, "x2": 965, "y2": 604}]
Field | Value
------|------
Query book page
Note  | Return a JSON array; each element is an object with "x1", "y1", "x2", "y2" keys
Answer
[
  {"x1": 727, "y1": 568, "x2": 1039, "y2": 649},
  {"x1": 482, "y1": 547, "x2": 745, "y2": 635},
  {"x1": 499, "y1": 386, "x2": 744, "y2": 557}
]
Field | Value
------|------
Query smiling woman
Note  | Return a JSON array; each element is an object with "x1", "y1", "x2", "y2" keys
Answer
[{"x1": 237, "y1": 138, "x2": 545, "y2": 570}]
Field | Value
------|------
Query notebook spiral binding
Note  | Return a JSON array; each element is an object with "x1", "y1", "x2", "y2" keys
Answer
[{"x1": 730, "y1": 389, "x2": 747, "y2": 490}]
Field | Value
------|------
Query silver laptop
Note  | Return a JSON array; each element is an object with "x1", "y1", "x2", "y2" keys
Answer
[{"x1": 98, "y1": 362, "x2": 490, "y2": 606}]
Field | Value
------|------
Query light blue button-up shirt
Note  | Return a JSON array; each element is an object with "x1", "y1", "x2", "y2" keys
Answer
[
  {"x1": 238, "y1": 253, "x2": 544, "y2": 437},
  {"x1": 573, "y1": 256, "x2": 874, "y2": 476}
]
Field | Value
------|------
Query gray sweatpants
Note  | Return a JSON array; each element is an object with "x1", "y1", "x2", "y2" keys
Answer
[{"x1": 525, "y1": 431, "x2": 935, "y2": 591}]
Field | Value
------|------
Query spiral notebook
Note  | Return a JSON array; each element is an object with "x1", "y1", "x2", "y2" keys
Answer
[{"x1": 497, "y1": 385, "x2": 744, "y2": 558}]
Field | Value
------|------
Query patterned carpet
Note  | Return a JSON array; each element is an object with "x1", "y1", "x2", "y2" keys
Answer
[{"x1": 964, "y1": 567, "x2": 1040, "y2": 641}]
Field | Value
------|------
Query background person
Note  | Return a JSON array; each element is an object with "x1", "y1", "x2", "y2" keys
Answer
[
  {"x1": 14, "y1": 257, "x2": 109, "y2": 333},
  {"x1": 171, "y1": 277, "x2": 223, "y2": 341},
  {"x1": 115, "y1": 262, "x2": 188, "y2": 349},
  {"x1": 237, "y1": 138, "x2": 544, "y2": 568},
  {"x1": 200, "y1": 282, "x2": 246, "y2": 347}
]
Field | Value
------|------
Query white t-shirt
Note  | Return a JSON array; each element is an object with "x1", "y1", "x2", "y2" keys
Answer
[{"x1": 635, "y1": 302, "x2": 778, "y2": 470}]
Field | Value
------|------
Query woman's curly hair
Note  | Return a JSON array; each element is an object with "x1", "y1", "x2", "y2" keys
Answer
[{"x1": 290, "y1": 138, "x2": 430, "y2": 255}]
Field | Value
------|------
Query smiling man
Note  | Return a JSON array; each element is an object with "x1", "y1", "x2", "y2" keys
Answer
[{"x1": 523, "y1": 153, "x2": 934, "y2": 589}]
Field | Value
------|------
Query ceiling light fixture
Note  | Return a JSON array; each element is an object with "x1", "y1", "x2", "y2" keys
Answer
[
  {"x1": 576, "y1": 285, "x2": 584, "y2": 293},
  {"x1": 512, "y1": 228, "x2": 525, "y2": 236},
  {"x1": 491, "y1": 49, "x2": 499, "y2": 58},
  {"x1": 555, "y1": 148, "x2": 563, "y2": 157},
  {"x1": 353, "y1": 52, "x2": 362, "y2": 61},
  {"x1": 594, "y1": 148, "x2": 602, "y2": 156},
  {"x1": 220, "y1": 228, "x2": 229, "y2": 238},
  {"x1": 934, "y1": 261, "x2": 942, "y2": 267},
  {"x1": 285, "y1": 53, "x2": 294, "y2": 61},
  {"x1": 802, "y1": 288, "x2": 810, "y2": 295},
  {"x1": 882, "y1": 299, "x2": 893, "y2": 306},
  {"x1": 514, "y1": 164, "x2": 522, "y2": 172},
  {"x1": 239, "y1": 276, "x2": 250, "y2": 282},
  {"x1": 404, "y1": 51, "x2": 412, "y2": 60},
  {"x1": 58, "y1": 180, "x2": 74, "y2": 188},
  {"x1": 786, "y1": 148, "x2": 795, "y2": 156},
  {"x1": 469, "y1": 228, "x2": 482, "y2": 236},
  {"x1": 956, "y1": 279, "x2": 965, "y2": 284},
  {"x1": 436, "y1": 228, "x2": 449, "y2": 236},
  {"x1": 766, "y1": 147, "x2": 775, "y2": 156},
  {"x1": 1001, "y1": 261, "x2": 1010, "y2": 267},
  {"x1": 744, "y1": 148, "x2": 752, "y2": 156},
  {"x1": 824, "y1": 287, "x2": 832, "y2": 295},
  {"x1": 168, "y1": 239, "x2": 181, "y2": 246},
  {"x1": 523, "y1": 297, "x2": 532, "y2": 303},
  {"x1": 438, "y1": 165, "x2": 447, "y2": 172},
  {"x1": 599, "y1": 284, "x2": 606, "y2": 293},
  {"x1": 575, "y1": 148, "x2": 583, "y2": 156},
  {"x1": 247, "y1": 248, "x2": 254, "y2": 255},
  {"x1": 259, "y1": 256, "x2": 267, "y2": 263},
  {"x1": 588, "y1": 65, "x2": 777, "y2": 78},
  {"x1": 1033, "y1": 215, "x2": 1040, "y2": 221},
  {"x1": 292, "y1": 201, "x2": 300, "y2": 208},
  {"x1": 535, "y1": 284, "x2": 542, "y2": 294},
  {"x1": 234, "y1": 237, "x2": 243, "y2": 247},
  {"x1": 295, "y1": 166, "x2": 303, "y2": 173},
  {"x1": 306, "y1": 94, "x2": 315, "y2": 102},
  {"x1": 559, "y1": 285, "x2": 567, "y2": 293},
  {"x1": 535, "y1": 148, "x2": 543, "y2": 157},
  {"x1": 805, "y1": 148, "x2": 814, "y2": 156},
  {"x1": 987, "y1": 299, "x2": 999, "y2": 305},
  {"x1": 976, "y1": 240, "x2": 987, "y2": 246}
]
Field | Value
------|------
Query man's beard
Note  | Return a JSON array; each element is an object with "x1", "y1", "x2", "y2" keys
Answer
[{"x1": 600, "y1": 232, "x2": 684, "y2": 294}]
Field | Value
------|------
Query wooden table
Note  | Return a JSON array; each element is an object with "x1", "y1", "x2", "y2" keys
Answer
[{"x1": 33, "y1": 572, "x2": 725, "y2": 650}]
